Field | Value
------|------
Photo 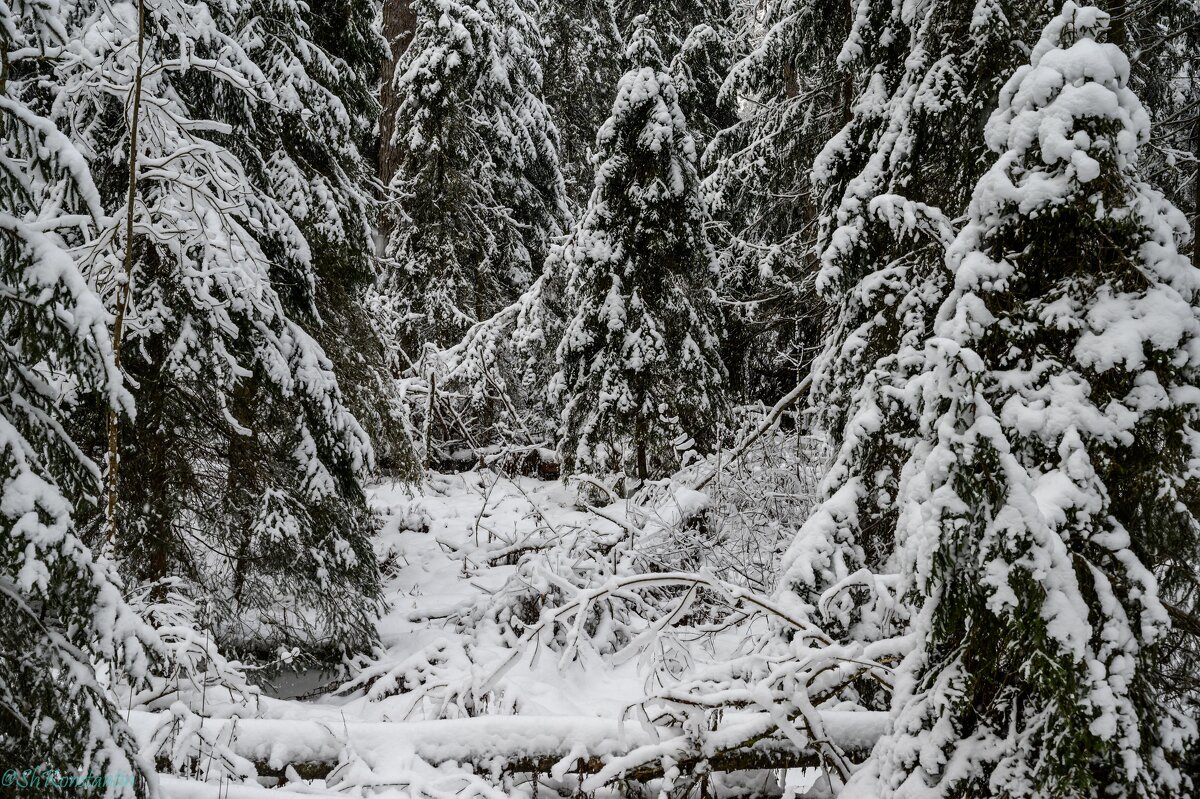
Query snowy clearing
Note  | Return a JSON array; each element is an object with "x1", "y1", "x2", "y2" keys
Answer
[{"x1": 138, "y1": 471, "x2": 882, "y2": 797}]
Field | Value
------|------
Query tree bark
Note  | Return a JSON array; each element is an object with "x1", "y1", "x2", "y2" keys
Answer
[
  {"x1": 1193, "y1": 118, "x2": 1199, "y2": 271},
  {"x1": 379, "y1": 0, "x2": 417, "y2": 188},
  {"x1": 105, "y1": 0, "x2": 146, "y2": 551},
  {"x1": 227, "y1": 375, "x2": 260, "y2": 603},
  {"x1": 1107, "y1": 0, "x2": 1126, "y2": 48}
]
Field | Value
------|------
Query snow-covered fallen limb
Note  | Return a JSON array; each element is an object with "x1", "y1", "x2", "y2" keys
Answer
[
  {"x1": 479, "y1": 569, "x2": 837, "y2": 695},
  {"x1": 132, "y1": 710, "x2": 886, "y2": 783},
  {"x1": 692, "y1": 376, "x2": 812, "y2": 491}
]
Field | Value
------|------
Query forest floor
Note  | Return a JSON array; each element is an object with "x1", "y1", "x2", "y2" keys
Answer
[
  {"x1": 143, "y1": 473, "x2": 667, "y2": 797},
  {"x1": 141, "y1": 466, "x2": 844, "y2": 797}
]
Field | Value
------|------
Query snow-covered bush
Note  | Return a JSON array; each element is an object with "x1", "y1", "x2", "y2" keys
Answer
[{"x1": 631, "y1": 408, "x2": 826, "y2": 599}]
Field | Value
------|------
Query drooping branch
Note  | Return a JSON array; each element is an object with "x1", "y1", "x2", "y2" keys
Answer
[
  {"x1": 1165, "y1": 599, "x2": 1200, "y2": 640},
  {"x1": 693, "y1": 376, "x2": 812, "y2": 491}
]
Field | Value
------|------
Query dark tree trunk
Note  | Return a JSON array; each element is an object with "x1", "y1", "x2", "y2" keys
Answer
[
  {"x1": 227, "y1": 375, "x2": 260, "y2": 604},
  {"x1": 1108, "y1": 0, "x2": 1126, "y2": 48},
  {"x1": 379, "y1": 0, "x2": 418, "y2": 188},
  {"x1": 782, "y1": 61, "x2": 799, "y2": 100},
  {"x1": 1193, "y1": 119, "x2": 1199, "y2": 271}
]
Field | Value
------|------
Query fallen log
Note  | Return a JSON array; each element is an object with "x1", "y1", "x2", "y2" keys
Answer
[
  {"x1": 135, "y1": 710, "x2": 886, "y2": 785},
  {"x1": 247, "y1": 736, "x2": 868, "y2": 783}
]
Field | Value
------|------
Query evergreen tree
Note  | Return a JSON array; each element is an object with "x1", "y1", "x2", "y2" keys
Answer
[
  {"x1": 56, "y1": 0, "x2": 383, "y2": 661},
  {"x1": 1107, "y1": 0, "x2": 1200, "y2": 729},
  {"x1": 0, "y1": 0, "x2": 156, "y2": 784},
  {"x1": 552, "y1": 19, "x2": 727, "y2": 481},
  {"x1": 640, "y1": 0, "x2": 737, "y2": 160},
  {"x1": 540, "y1": 0, "x2": 625, "y2": 206},
  {"x1": 234, "y1": 0, "x2": 419, "y2": 474},
  {"x1": 541, "y1": 0, "x2": 736, "y2": 207},
  {"x1": 777, "y1": 0, "x2": 1050, "y2": 639},
  {"x1": 383, "y1": 0, "x2": 569, "y2": 352},
  {"x1": 704, "y1": 0, "x2": 852, "y2": 400},
  {"x1": 851, "y1": 6, "x2": 1199, "y2": 796}
]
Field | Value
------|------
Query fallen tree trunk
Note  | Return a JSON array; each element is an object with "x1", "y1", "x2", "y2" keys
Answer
[
  {"x1": 246, "y1": 736, "x2": 870, "y2": 783},
  {"x1": 135, "y1": 710, "x2": 886, "y2": 785}
]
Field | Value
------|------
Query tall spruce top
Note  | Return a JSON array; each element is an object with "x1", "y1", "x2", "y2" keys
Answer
[{"x1": 552, "y1": 16, "x2": 727, "y2": 480}]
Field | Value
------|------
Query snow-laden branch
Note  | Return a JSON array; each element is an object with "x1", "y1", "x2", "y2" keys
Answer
[
  {"x1": 692, "y1": 376, "x2": 812, "y2": 491},
  {"x1": 479, "y1": 567, "x2": 835, "y2": 695}
]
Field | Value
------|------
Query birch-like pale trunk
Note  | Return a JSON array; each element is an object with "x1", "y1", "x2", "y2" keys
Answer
[{"x1": 104, "y1": 0, "x2": 146, "y2": 548}]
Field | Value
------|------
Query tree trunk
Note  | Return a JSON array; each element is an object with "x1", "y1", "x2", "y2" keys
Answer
[
  {"x1": 839, "y1": 0, "x2": 854, "y2": 127},
  {"x1": 105, "y1": 0, "x2": 147, "y2": 551},
  {"x1": 1193, "y1": 119, "x2": 1199, "y2": 271},
  {"x1": 123, "y1": 311, "x2": 173, "y2": 598},
  {"x1": 379, "y1": 0, "x2": 418, "y2": 188},
  {"x1": 227, "y1": 376, "x2": 260, "y2": 604},
  {"x1": 782, "y1": 61, "x2": 799, "y2": 100},
  {"x1": 143, "y1": 388, "x2": 171, "y2": 598},
  {"x1": 1107, "y1": 0, "x2": 1126, "y2": 48}
]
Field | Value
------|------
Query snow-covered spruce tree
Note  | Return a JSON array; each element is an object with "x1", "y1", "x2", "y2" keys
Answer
[
  {"x1": 848, "y1": 6, "x2": 1200, "y2": 797},
  {"x1": 233, "y1": 0, "x2": 419, "y2": 475},
  {"x1": 540, "y1": 0, "x2": 625, "y2": 206},
  {"x1": 542, "y1": 0, "x2": 737, "y2": 206},
  {"x1": 382, "y1": 0, "x2": 569, "y2": 352},
  {"x1": 552, "y1": 19, "x2": 728, "y2": 481},
  {"x1": 654, "y1": 0, "x2": 738, "y2": 162},
  {"x1": 1107, "y1": 0, "x2": 1200, "y2": 740},
  {"x1": 0, "y1": 2, "x2": 156, "y2": 786},
  {"x1": 57, "y1": 0, "x2": 383, "y2": 661},
  {"x1": 703, "y1": 0, "x2": 853, "y2": 400},
  {"x1": 778, "y1": 0, "x2": 1050, "y2": 636}
]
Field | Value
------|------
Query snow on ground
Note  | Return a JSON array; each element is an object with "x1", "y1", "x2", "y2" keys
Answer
[
  {"x1": 150, "y1": 462, "x2": 865, "y2": 798},
  {"x1": 154, "y1": 473, "x2": 659, "y2": 796}
]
